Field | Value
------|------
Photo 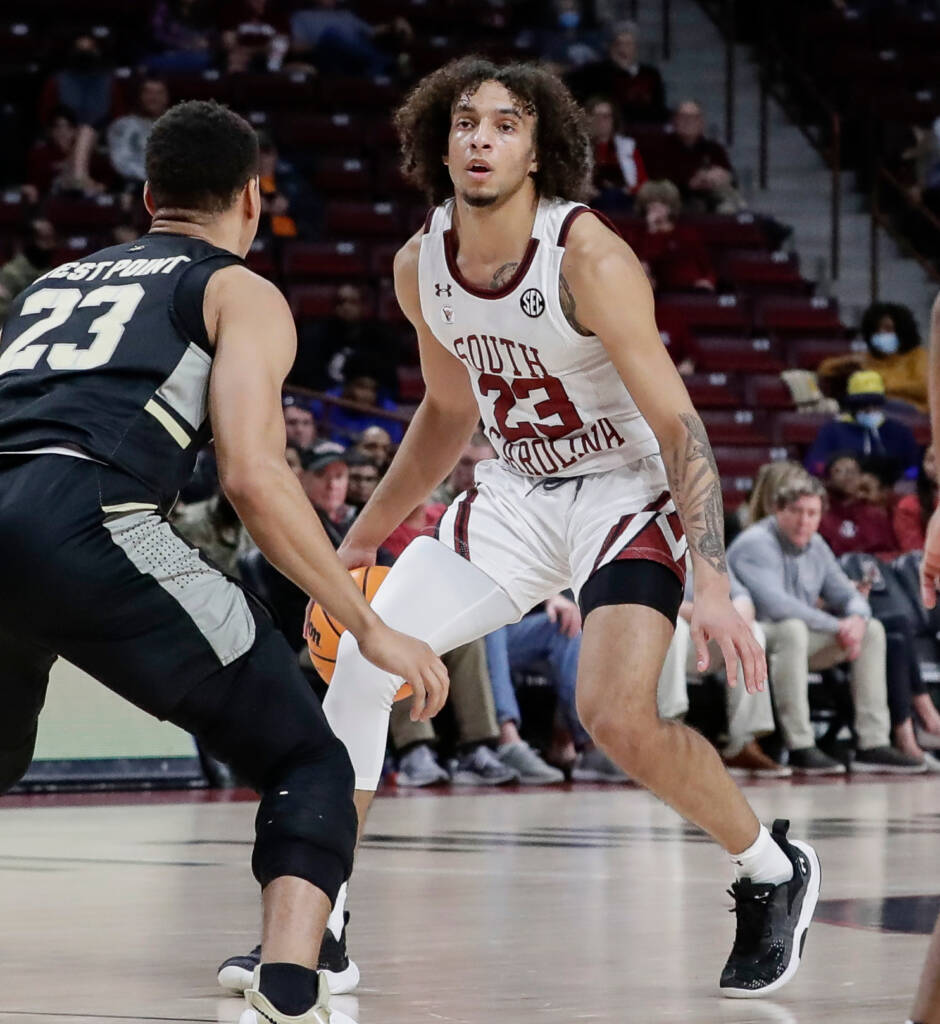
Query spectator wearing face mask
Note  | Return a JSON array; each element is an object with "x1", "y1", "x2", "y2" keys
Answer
[
  {"x1": 0, "y1": 219, "x2": 57, "y2": 324},
  {"x1": 804, "y1": 370, "x2": 920, "y2": 480},
  {"x1": 528, "y1": 0, "x2": 604, "y2": 70},
  {"x1": 817, "y1": 301, "x2": 928, "y2": 413}
]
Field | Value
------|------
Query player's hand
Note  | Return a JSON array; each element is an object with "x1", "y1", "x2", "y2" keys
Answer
[
  {"x1": 545, "y1": 594, "x2": 582, "y2": 637},
  {"x1": 691, "y1": 588, "x2": 766, "y2": 694},
  {"x1": 358, "y1": 623, "x2": 450, "y2": 722},
  {"x1": 336, "y1": 538, "x2": 378, "y2": 571},
  {"x1": 921, "y1": 508, "x2": 940, "y2": 608}
]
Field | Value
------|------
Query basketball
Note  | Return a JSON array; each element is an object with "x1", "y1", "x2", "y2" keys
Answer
[{"x1": 307, "y1": 565, "x2": 412, "y2": 701}]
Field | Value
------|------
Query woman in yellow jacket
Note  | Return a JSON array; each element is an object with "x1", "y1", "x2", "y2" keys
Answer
[{"x1": 817, "y1": 301, "x2": 927, "y2": 412}]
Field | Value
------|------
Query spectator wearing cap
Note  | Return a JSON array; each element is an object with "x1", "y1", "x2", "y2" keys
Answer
[
  {"x1": 817, "y1": 301, "x2": 928, "y2": 413},
  {"x1": 315, "y1": 354, "x2": 405, "y2": 446},
  {"x1": 282, "y1": 394, "x2": 317, "y2": 451},
  {"x1": 656, "y1": 100, "x2": 742, "y2": 213},
  {"x1": 804, "y1": 370, "x2": 920, "y2": 480},
  {"x1": 566, "y1": 21, "x2": 667, "y2": 124},
  {"x1": 632, "y1": 180, "x2": 716, "y2": 293},
  {"x1": 585, "y1": 96, "x2": 647, "y2": 211},
  {"x1": 344, "y1": 451, "x2": 380, "y2": 512},
  {"x1": 300, "y1": 442, "x2": 356, "y2": 543},
  {"x1": 819, "y1": 452, "x2": 900, "y2": 559}
]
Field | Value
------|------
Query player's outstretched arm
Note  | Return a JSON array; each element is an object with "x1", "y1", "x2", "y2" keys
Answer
[
  {"x1": 561, "y1": 216, "x2": 766, "y2": 693},
  {"x1": 339, "y1": 232, "x2": 481, "y2": 564},
  {"x1": 206, "y1": 265, "x2": 448, "y2": 717}
]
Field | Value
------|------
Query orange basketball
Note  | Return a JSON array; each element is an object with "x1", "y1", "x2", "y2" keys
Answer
[{"x1": 307, "y1": 565, "x2": 412, "y2": 701}]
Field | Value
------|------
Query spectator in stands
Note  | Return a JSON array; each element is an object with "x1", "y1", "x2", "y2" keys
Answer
[
  {"x1": 433, "y1": 433, "x2": 495, "y2": 504},
  {"x1": 353, "y1": 425, "x2": 392, "y2": 473},
  {"x1": 485, "y1": 596, "x2": 595, "y2": 784},
  {"x1": 804, "y1": 370, "x2": 920, "y2": 480},
  {"x1": 528, "y1": 0, "x2": 604, "y2": 70},
  {"x1": 256, "y1": 131, "x2": 317, "y2": 240},
  {"x1": 819, "y1": 452, "x2": 899, "y2": 558},
  {"x1": 740, "y1": 460, "x2": 806, "y2": 529},
  {"x1": 633, "y1": 180, "x2": 716, "y2": 293},
  {"x1": 300, "y1": 443, "x2": 356, "y2": 542},
  {"x1": 282, "y1": 393, "x2": 317, "y2": 451},
  {"x1": 290, "y1": 0, "x2": 413, "y2": 78},
  {"x1": 292, "y1": 283, "x2": 400, "y2": 396},
  {"x1": 0, "y1": 219, "x2": 56, "y2": 323},
  {"x1": 586, "y1": 96, "x2": 647, "y2": 210},
  {"x1": 221, "y1": 0, "x2": 291, "y2": 73},
  {"x1": 172, "y1": 487, "x2": 251, "y2": 579},
  {"x1": 894, "y1": 446, "x2": 937, "y2": 552},
  {"x1": 148, "y1": 0, "x2": 216, "y2": 72},
  {"x1": 107, "y1": 79, "x2": 170, "y2": 190},
  {"x1": 316, "y1": 353, "x2": 405, "y2": 445},
  {"x1": 728, "y1": 473, "x2": 925, "y2": 774},
  {"x1": 567, "y1": 21, "x2": 667, "y2": 124},
  {"x1": 40, "y1": 35, "x2": 123, "y2": 131},
  {"x1": 344, "y1": 451, "x2": 380, "y2": 512},
  {"x1": 25, "y1": 108, "x2": 112, "y2": 199},
  {"x1": 817, "y1": 301, "x2": 928, "y2": 413},
  {"x1": 661, "y1": 100, "x2": 742, "y2": 213},
  {"x1": 657, "y1": 564, "x2": 790, "y2": 776}
]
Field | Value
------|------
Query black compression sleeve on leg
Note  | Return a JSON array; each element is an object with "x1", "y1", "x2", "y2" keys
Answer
[{"x1": 579, "y1": 559, "x2": 683, "y2": 626}]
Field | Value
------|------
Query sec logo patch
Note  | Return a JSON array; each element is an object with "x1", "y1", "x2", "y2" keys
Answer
[{"x1": 520, "y1": 288, "x2": 545, "y2": 318}]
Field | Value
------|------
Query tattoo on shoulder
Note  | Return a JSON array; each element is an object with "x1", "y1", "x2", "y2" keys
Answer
[
  {"x1": 559, "y1": 273, "x2": 593, "y2": 336},
  {"x1": 490, "y1": 262, "x2": 519, "y2": 290},
  {"x1": 667, "y1": 412, "x2": 728, "y2": 575}
]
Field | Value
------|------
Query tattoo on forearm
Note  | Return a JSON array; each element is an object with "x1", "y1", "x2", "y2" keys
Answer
[
  {"x1": 490, "y1": 262, "x2": 519, "y2": 289},
  {"x1": 559, "y1": 272, "x2": 593, "y2": 336},
  {"x1": 665, "y1": 413, "x2": 728, "y2": 575}
]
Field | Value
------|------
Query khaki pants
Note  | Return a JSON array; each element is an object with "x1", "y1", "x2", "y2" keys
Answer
[
  {"x1": 760, "y1": 617, "x2": 890, "y2": 751},
  {"x1": 390, "y1": 639, "x2": 499, "y2": 751},
  {"x1": 657, "y1": 617, "x2": 775, "y2": 756}
]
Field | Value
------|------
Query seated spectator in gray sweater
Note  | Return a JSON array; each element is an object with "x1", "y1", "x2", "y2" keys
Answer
[{"x1": 727, "y1": 473, "x2": 925, "y2": 776}]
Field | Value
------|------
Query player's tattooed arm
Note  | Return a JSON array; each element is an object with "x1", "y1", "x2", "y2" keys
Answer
[
  {"x1": 663, "y1": 413, "x2": 728, "y2": 575},
  {"x1": 490, "y1": 261, "x2": 519, "y2": 289},
  {"x1": 559, "y1": 273, "x2": 593, "y2": 336}
]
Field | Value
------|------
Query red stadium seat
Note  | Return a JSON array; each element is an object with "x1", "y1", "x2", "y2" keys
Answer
[
  {"x1": 700, "y1": 408, "x2": 772, "y2": 445},
  {"x1": 269, "y1": 112, "x2": 364, "y2": 152},
  {"x1": 312, "y1": 158, "x2": 372, "y2": 196},
  {"x1": 377, "y1": 283, "x2": 407, "y2": 323},
  {"x1": 745, "y1": 374, "x2": 795, "y2": 409},
  {"x1": 682, "y1": 372, "x2": 744, "y2": 408},
  {"x1": 288, "y1": 284, "x2": 376, "y2": 320},
  {"x1": 720, "y1": 475, "x2": 756, "y2": 511},
  {"x1": 245, "y1": 238, "x2": 277, "y2": 279},
  {"x1": 656, "y1": 293, "x2": 751, "y2": 336},
  {"x1": 721, "y1": 250, "x2": 810, "y2": 296},
  {"x1": 230, "y1": 71, "x2": 317, "y2": 110},
  {"x1": 775, "y1": 411, "x2": 832, "y2": 445},
  {"x1": 43, "y1": 195, "x2": 124, "y2": 233},
  {"x1": 325, "y1": 201, "x2": 403, "y2": 239},
  {"x1": 756, "y1": 296, "x2": 843, "y2": 337},
  {"x1": 318, "y1": 76, "x2": 402, "y2": 112},
  {"x1": 713, "y1": 445, "x2": 795, "y2": 477},
  {"x1": 786, "y1": 337, "x2": 866, "y2": 370},
  {"x1": 0, "y1": 193, "x2": 27, "y2": 230},
  {"x1": 163, "y1": 70, "x2": 234, "y2": 105},
  {"x1": 370, "y1": 242, "x2": 399, "y2": 277},
  {"x1": 689, "y1": 213, "x2": 768, "y2": 251},
  {"x1": 397, "y1": 364, "x2": 426, "y2": 402},
  {"x1": 282, "y1": 241, "x2": 369, "y2": 280},
  {"x1": 688, "y1": 335, "x2": 785, "y2": 373}
]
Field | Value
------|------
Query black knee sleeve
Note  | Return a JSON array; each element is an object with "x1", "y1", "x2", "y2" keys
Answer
[{"x1": 252, "y1": 738, "x2": 357, "y2": 903}]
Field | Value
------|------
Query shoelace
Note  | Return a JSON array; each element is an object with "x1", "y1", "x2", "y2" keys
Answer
[{"x1": 727, "y1": 881, "x2": 773, "y2": 954}]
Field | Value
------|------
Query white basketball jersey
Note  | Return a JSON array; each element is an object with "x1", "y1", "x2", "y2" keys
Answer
[{"x1": 418, "y1": 197, "x2": 662, "y2": 478}]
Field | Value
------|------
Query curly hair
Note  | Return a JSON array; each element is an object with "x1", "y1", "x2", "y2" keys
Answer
[
  {"x1": 859, "y1": 301, "x2": 921, "y2": 354},
  {"x1": 394, "y1": 56, "x2": 593, "y2": 205}
]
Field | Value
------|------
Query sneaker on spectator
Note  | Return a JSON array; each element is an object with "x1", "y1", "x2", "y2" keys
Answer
[
  {"x1": 787, "y1": 746, "x2": 846, "y2": 775},
  {"x1": 851, "y1": 746, "x2": 927, "y2": 774},
  {"x1": 723, "y1": 740, "x2": 792, "y2": 778},
  {"x1": 396, "y1": 744, "x2": 449, "y2": 787},
  {"x1": 924, "y1": 751, "x2": 940, "y2": 773},
  {"x1": 451, "y1": 744, "x2": 519, "y2": 786},
  {"x1": 571, "y1": 747, "x2": 630, "y2": 782},
  {"x1": 497, "y1": 740, "x2": 565, "y2": 784}
]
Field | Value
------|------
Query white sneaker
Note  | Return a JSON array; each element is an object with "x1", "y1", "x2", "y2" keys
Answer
[{"x1": 239, "y1": 968, "x2": 357, "y2": 1023}]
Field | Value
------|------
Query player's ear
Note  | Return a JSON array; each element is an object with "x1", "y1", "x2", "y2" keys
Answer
[
  {"x1": 245, "y1": 175, "x2": 261, "y2": 220},
  {"x1": 143, "y1": 181, "x2": 156, "y2": 216}
]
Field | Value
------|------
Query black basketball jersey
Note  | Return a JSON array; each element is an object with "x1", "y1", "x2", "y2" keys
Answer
[{"x1": 0, "y1": 232, "x2": 243, "y2": 502}]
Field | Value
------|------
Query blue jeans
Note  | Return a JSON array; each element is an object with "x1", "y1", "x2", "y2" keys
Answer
[{"x1": 484, "y1": 613, "x2": 588, "y2": 747}]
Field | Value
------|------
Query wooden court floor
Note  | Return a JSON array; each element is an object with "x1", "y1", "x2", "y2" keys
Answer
[{"x1": 1, "y1": 777, "x2": 939, "y2": 1023}]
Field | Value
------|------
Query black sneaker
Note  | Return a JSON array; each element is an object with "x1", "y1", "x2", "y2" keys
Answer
[
  {"x1": 216, "y1": 914, "x2": 359, "y2": 996},
  {"x1": 851, "y1": 746, "x2": 927, "y2": 774},
  {"x1": 787, "y1": 746, "x2": 846, "y2": 775},
  {"x1": 720, "y1": 819, "x2": 821, "y2": 998}
]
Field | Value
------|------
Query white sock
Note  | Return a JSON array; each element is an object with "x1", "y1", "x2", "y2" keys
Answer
[
  {"x1": 730, "y1": 824, "x2": 793, "y2": 885},
  {"x1": 327, "y1": 882, "x2": 347, "y2": 941}
]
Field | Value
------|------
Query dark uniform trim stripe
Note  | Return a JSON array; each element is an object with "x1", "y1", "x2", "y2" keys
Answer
[
  {"x1": 557, "y1": 206, "x2": 624, "y2": 247},
  {"x1": 443, "y1": 230, "x2": 539, "y2": 299},
  {"x1": 453, "y1": 486, "x2": 479, "y2": 560},
  {"x1": 590, "y1": 490, "x2": 670, "y2": 575}
]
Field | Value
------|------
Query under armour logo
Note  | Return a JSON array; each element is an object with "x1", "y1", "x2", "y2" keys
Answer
[{"x1": 435, "y1": 283, "x2": 452, "y2": 297}]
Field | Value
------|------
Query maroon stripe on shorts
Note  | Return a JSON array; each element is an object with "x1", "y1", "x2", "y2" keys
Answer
[
  {"x1": 453, "y1": 486, "x2": 479, "y2": 560},
  {"x1": 590, "y1": 490, "x2": 671, "y2": 575}
]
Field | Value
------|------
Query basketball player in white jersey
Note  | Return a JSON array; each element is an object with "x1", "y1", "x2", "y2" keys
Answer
[{"x1": 220, "y1": 58, "x2": 821, "y2": 1003}]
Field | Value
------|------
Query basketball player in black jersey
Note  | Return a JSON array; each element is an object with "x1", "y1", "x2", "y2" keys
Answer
[{"x1": 0, "y1": 100, "x2": 447, "y2": 1024}]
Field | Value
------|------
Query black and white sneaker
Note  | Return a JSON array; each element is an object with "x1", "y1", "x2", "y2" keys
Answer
[
  {"x1": 720, "y1": 819, "x2": 821, "y2": 999},
  {"x1": 218, "y1": 914, "x2": 359, "y2": 996}
]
